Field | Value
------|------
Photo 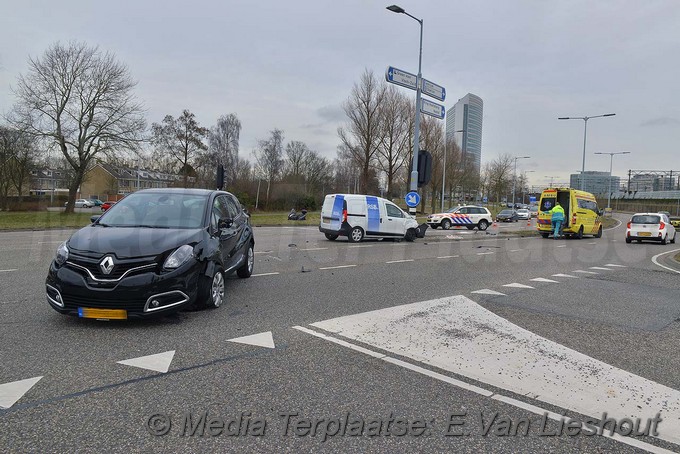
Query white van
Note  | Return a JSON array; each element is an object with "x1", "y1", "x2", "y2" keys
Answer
[{"x1": 319, "y1": 194, "x2": 426, "y2": 242}]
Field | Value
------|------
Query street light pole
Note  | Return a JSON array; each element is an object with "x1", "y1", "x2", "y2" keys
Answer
[
  {"x1": 512, "y1": 156, "x2": 530, "y2": 208},
  {"x1": 558, "y1": 113, "x2": 615, "y2": 191},
  {"x1": 544, "y1": 175, "x2": 558, "y2": 187},
  {"x1": 387, "y1": 5, "x2": 423, "y2": 215},
  {"x1": 441, "y1": 129, "x2": 464, "y2": 212},
  {"x1": 594, "y1": 151, "x2": 630, "y2": 209}
]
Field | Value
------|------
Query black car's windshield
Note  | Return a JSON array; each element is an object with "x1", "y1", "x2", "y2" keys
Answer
[
  {"x1": 99, "y1": 192, "x2": 208, "y2": 229},
  {"x1": 631, "y1": 215, "x2": 660, "y2": 225},
  {"x1": 499, "y1": 210, "x2": 514, "y2": 215}
]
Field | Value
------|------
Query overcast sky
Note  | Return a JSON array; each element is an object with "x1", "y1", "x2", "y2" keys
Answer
[{"x1": 1, "y1": 0, "x2": 679, "y2": 186}]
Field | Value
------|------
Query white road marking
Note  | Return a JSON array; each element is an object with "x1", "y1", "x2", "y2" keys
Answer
[
  {"x1": 0, "y1": 269, "x2": 17, "y2": 273},
  {"x1": 590, "y1": 266, "x2": 613, "y2": 270},
  {"x1": 228, "y1": 331, "x2": 275, "y2": 349},
  {"x1": 436, "y1": 255, "x2": 460, "y2": 259},
  {"x1": 530, "y1": 278, "x2": 558, "y2": 283},
  {"x1": 503, "y1": 283, "x2": 535, "y2": 289},
  {"x1": 470, "y1": 289, "x2": 506, "y2": 296},
  {"x1": 296, "y1": 325, "x2": 676, "y2": 454},
  {"x1": 556, "y1": 245, "x2": 567, "y2": 248},
  {"x1": 651, "y1": 248, "x2": 680, "y2": 275},
  {"x1": 254, "y1": 251, "x2": 272, "y2": 254},
  {"x1": 386, "y1": 259, "x2": 414, "y2": 264},
  {"x1": 605, "y1": 264, "x2": 626, "y2": 267},
  {"x1": 293, "y1": 326, "x2": 386, "y2": 359},
  {"x1": 348, "y1": 245, "x2": 373, "y2": 248},
  {"x1": 117, "y1": 350, "x2": 175, "y2": 373},
  {"x1": 0, "y1": 376, "x2": 43, "y2": 409},
  {"x1": 252, "y1": 272, "x2": 280, "y2": 277},
  {"x1": 319, "y1": 265, "x2": 357, "y2": 270},
  {"x1": 587, "y1": 242, "x2": 598, "y2": 245},
  {"x1": 477, "y1": 252, "x2": 494, "y2": 255},
  {"x1": 310, "y1": 296, "x2": 680, "y2": 446},
  {"x1": 573, "y1": 270, "x2": 598, "y2": 274},
  {"x1": 552, "y1": 273, "x2": 578, "y2": 278},
  {"x1": 299, "y1": 247, "x2": 328, "y2": 251},
  {"x1": 509, "y1": 249, "x2": 521, "y2": 252}
]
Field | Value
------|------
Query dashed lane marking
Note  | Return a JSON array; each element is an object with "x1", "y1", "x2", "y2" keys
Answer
[
  {"x1": 605, "y1": 264, "x2": 626, "y2": 267},
  {"x1": 0, "y1": 269, "x2": 17, "y2": 273},
  {"x1": 470, "y1": 289, "x2": 506, "y2": 296},
  {"x1": 318, "y1": 265, "x2": 357, "y2": 270},
  {"x1": 552, "y1": 273, "x2": 578, "y2": 278},
  {"x1": 503, "y1": 283, "x2": 535, "y2": 289},
  {"x1": 386, "y1": 259, "x2": 414, "y2": 264},
  {"x1": 251, "y1": 272, "x2": 280, "y2": 277},
  {"x1": 348, "y1": 245, "x2": 373, "y2": 248},
  {"x1": 477, "y1": 252, "x2": 495, "y2": 255},
  {"x1": 436, "y1": 255, "x2": 460, "y2": 259},
  {"x1": 590, "y1": 266, "x2": 613, "y2": 271},
  {"x1": 573, "y1": 270, "x2": 598, "y2": 274},
  {"x1": 299, "y1": 247, "x2": 328, "y2": 251},
  {"x1": 530, "y1": 278, "x2": 558, "y2": 283}
]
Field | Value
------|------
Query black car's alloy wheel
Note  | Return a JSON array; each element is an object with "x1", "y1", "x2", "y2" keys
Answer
[{"x1": 237, "y1": 244, "x2": 254, "y2": 278}]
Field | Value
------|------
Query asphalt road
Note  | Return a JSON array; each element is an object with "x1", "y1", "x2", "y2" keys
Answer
[{"x1": 1, "y1": 215, "x2": 680, "y2": 453}]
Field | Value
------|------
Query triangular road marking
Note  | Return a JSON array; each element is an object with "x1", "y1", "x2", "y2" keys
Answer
[
  {"x1": 0, "y1": 376, "x2": 43, "y2": 409},
  {"x1": 503, "y1": 283, "x2": 535, "y2": 289},
  {"x1": 552, "y1": 273, "x2": 578, "y2": 278},
  {"x1": 470, "y1": 289, "x2": 506, "y2": 296},
  {"x1": 530, "y1": 278, "x2": 558, "y2": 283},
  {"x1": 117, "y1": 350, "x2": 175, "y2": 373},
  {"x1": 228, "y1": 331, "x2": 275, "y2": 349},
  {"x1": 573, "y1": 270, "x2": 598, "y2": 274},
  {"x1": 590, "y1": 266, "x2": 612, "y2": 271}
]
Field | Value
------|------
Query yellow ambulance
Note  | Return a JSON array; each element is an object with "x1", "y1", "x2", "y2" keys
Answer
[{"x1": 536, "y1": 188, "x2": 603, "y2": 239}]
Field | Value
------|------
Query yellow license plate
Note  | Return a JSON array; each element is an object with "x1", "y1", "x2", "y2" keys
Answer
[
  {"x1": 638, "y1": 232, "x2": 651, "y2": 237},
  {"x1": 78, "y1": 307, "x2": 127, "y2": 320}
]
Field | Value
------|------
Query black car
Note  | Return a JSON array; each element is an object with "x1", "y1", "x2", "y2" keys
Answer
[
  {"x1": 496, "y1": 209, "x2": 519, "y2": 222},
  {"x1": 46, "y1": 189, "x2": 254, "y2": 319}
]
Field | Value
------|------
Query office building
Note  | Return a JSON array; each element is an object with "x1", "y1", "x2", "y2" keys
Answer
[
  {"x1": 569, "y1": 171, "x2": 620, "y2": 195},
  {"x1": 445, "y1": 93, "x2": 483, "y2": 172}
]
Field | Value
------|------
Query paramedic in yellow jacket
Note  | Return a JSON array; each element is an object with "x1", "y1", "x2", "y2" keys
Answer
[{"x1": 544, "y1": 202, "x2": 565, "y2": 239}]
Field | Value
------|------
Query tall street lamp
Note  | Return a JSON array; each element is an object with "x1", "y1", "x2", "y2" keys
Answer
[
  {"x1": 594, "y1": 151, "x2": 630, "y2": 209},
  {"x1": 558, "y1": 113, "x2": 616, "y2": 191},
  {"x1": 387, "y1": 4, "x2": 423, "y2": 215},
  {"x1": 441, "y1": 129, "x2": 464, "y2": 212},
  {"x1": 512, "y1": 156, "x2": 530, "y2": 208}
]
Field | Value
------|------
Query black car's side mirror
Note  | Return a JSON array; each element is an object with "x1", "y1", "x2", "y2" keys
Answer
[
  {"x1": 218, "y1": 218, "x2": 233, "y2": 230},
  {"x1": 90, "y1": 215, "x2": 100, "y2": 223}
]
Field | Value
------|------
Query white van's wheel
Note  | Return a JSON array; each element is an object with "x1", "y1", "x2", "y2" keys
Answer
[{"x1": 348, "y1": 226, "x2": 364, "y2": 243}]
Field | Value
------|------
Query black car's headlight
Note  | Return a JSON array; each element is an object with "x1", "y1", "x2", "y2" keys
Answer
[
  {"x1": 55, "y1": 241, "x2": 69, "y2": 266},
  {"x1": 163, "y1": 245, "x2": 194, "y2": 270}
]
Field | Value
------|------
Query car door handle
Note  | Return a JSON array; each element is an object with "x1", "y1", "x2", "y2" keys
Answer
[{"x1": 380, "y1": 218, "x2": 383, "y2": 223}]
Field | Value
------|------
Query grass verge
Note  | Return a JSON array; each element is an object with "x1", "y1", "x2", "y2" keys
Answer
[{"x1": 0, "y1": 211, "x2": 94, "y2": 230}]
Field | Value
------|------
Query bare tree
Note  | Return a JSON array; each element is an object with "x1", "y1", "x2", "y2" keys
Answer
[
  {"x1": 254, "y1": 129, "x2": 284, "y2": 204},
  {"x1": 419, "y1": 116, "x2": 445, "y2": 212},
  {"x1": 208, "y1": 113, "x2": 241, "y2": 187},
  {"x1": 376, "y1": 86, "x2": 410, "y2": 198},
  {"x1": 151, "y1": 110, "x2": 208, "y2": 187},
  {"x1": 337, "y1": 69, "x2": 386, "y2": 193},
  {"x1": 10, "y1": 41, "x2": 146, "y2": 212},
  {"x1": 486, "y1": 154, "x2": 514, "y2": 203},
  {"x1": 284, "y1": 140, "x2": 309, "y2": 178},
  {"x1": 302, "y1": 149, "x2": 332, "y2": 195}
]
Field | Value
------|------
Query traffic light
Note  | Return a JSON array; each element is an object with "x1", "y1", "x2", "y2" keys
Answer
[
  {"x1": 417, "y1": 150, "x2": 432, "y2": 188},
  {"x1": 216, "y1": 164, "x2": 224, "y2": 190}
]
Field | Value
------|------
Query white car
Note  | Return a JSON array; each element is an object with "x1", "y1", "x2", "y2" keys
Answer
[
  {"x1": 516, "y1": 209, "x2": 530, "y2": 220},
  {"x1": 426, "y1": 205, "x2": 492, "y2": 231},
  {"x1": 626, "y1": 212, "x2": 676, "y2": 245},
  {"x1": 64, "y1": 199, "x2": 93, "y2": 208}
]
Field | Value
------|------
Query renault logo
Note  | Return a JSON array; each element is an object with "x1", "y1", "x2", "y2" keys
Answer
[{"x1": 99, "y1": 256, "x2": 115, "y2": 275}]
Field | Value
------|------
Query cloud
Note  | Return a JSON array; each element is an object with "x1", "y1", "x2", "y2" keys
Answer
[
  {"x1": 316, "y1": 105, "x2": 345, "y2": 123},
  {"x1": 639, "y1": 117, "x2": 680, "y2": 127}
]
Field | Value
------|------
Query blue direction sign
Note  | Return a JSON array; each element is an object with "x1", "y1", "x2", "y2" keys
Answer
[
  {"x1": 405, "y1": 191, "x2": 421, "y2": 208},
  {"x1": 386, "y1": 66, "x2": 418, "y2": 91},
  {"x1": 421, "y1": 78, "x2": 446, "y2": 101},
  {"x1": 420, "y1": 98, "x2": 446, "y2": 120}
]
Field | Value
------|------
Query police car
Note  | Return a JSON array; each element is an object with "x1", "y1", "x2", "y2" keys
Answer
[
  {"x1": 426, "y1": 205, "x2": 492, "y2": 231},
  {"x1": 319, "y1": 194, "x2": 426, "y2": 242}
]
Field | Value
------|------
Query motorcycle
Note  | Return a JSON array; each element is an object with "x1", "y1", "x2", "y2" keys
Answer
[{"x1": 288, "y1": 209, "x2": 307, "y2": 221}]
